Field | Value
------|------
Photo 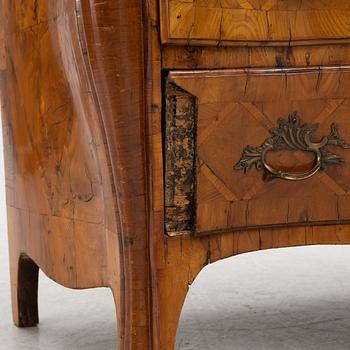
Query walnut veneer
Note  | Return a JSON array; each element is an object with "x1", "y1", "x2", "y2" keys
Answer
[{"x1": 2, "y1": 1, "x2": 350, "y2": 349}]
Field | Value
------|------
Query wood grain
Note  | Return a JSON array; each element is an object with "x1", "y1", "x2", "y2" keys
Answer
[
  {"x1": 163, "y1": 44, "x2": 350, "y2": 70},
  {"x1": 161, "y1": 0, "x2": 350, "y2": 46},
  {"x1": 78, "y1": 1, "x2": 152, "y2": 347},
  {"x1": 1, "y1": 0, "x2": 150, "y2": 348},
  {"x1": 3, "y1": 0, "x2": 350, "y2": 349},
  {"x1": 166, "y1": 68, "x2": 350, "y2": 235}
]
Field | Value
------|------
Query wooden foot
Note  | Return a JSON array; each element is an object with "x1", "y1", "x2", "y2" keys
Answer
[
  {"x1": 9, "y1": 252, "x2": 39, "y2": 327},
  {"x1": 156, "y1": 268, "x2": 193, "y2": 350},
  {"x1": 111, "y1": 279, "x2": 152, "y2": 349}
]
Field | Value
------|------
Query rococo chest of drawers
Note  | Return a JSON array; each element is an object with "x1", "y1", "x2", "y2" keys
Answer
[{"x1": 2, "y1": 1, "x2": 350, "y2": 349}]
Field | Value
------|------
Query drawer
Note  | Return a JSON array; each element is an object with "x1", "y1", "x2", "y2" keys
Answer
[
  {"x1": 164, "y1": 67, "x2": 350, "y2": 236},
  {"x1": 160, "y1": 0, "x2": 350, "y2": 46}
]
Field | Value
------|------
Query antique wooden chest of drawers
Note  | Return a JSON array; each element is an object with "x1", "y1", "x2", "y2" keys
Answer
[{"x1": 2, "y1": 1, "x2": 350, "y2": 349}]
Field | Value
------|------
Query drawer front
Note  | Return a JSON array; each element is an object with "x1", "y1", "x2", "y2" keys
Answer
[
  {"x1": 160, "y1": 1, "x2": 350, "y2": 46},
  {"x1": 164, "y1": 67, "x2": 350, "y2": 236}
]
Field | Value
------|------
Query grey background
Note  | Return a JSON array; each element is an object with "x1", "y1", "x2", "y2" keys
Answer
[{"x1": 1, "y1": 126, "x2": 350, "y2": 349}]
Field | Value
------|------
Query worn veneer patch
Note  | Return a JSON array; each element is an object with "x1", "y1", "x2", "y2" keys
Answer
[{"x1": 164, "y1": 82, "x2": 197, "y2": 235}]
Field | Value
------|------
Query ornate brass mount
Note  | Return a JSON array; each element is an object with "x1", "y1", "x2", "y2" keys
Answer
[{"x1": 234, "y1": 112, "x2": 350, "y2": 181}]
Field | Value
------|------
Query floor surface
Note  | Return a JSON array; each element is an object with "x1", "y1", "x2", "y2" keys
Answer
[{"x1": 1, "y1": 132, "x2": 350, "y2": 349}]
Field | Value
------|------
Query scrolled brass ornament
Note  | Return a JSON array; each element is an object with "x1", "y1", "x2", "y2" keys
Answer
[{"x1": 234, "y1": 112, "x2": 350, "y2": 181}]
